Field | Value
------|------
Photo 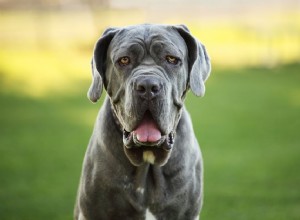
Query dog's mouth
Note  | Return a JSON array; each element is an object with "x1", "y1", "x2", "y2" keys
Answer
[
  {"x1": 123, "y1": 111, "x2": 174, "y2": 151},
  {"x1": 122, "y1": 111, "x2": 175, "y2": 166}
]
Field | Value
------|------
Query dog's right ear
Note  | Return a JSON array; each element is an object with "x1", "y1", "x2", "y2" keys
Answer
[{"x1": 88, "y1": 28, "x2": 119, "y2": 103}]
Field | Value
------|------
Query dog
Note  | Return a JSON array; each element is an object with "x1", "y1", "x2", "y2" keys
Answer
[{"x1": 74, "y1": 24, "x2": 211, "y2": 220}]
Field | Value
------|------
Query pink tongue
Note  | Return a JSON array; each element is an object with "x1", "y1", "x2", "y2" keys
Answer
[{"x1": 134, "y1": 114, "x2": 161, "y2": 143}]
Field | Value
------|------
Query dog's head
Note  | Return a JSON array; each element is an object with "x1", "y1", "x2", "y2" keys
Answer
[{"x1": 88, "y1": 24, "x2": 210, "y2": 166}]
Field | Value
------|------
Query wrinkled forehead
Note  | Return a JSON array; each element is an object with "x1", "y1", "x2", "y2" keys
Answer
[{"x1": 109, "y1": 25, "x2": 187, "y2": 56}]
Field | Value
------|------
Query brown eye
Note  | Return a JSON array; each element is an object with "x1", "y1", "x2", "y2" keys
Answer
[
  {"x1": 166, "y1": 55, "x2": 180, "y2": 65},
  {"x1": 118, "y1": 56, "x2": 130, "y2": 66}
]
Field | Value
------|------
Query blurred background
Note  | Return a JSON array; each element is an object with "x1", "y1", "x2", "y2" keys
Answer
[{"x1": 0, "y1": 0, "x2": 299, "y2": 219}]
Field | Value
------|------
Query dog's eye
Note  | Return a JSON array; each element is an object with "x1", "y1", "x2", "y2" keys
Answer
[
  {"x1": 118, "y1": 56, "x2": 130, "y2": 66},
  {"x1": 166, "y1": 55, "x2": 180, "y2": 65}
]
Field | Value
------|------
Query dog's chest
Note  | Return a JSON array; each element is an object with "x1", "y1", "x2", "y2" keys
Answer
[
  {"x1": 120, "y1": 169, "x2": 171, "y2": 216},
  {"x1": 121, "y1": 181, "x2": 161, "y2": 220}
]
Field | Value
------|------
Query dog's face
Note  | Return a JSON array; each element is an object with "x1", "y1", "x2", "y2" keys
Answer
[{"x1": 88, "y1": 24, "x2": 210, "y2": 166}]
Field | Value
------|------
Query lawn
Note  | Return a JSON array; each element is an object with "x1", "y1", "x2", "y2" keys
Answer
[{"x1": 0, "y1": 64, "x2": 299, "y2": 219}]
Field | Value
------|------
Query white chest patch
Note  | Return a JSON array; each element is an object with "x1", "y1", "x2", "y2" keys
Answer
[
  {"x1": 145, "y1": 208, "x2": 157, "y2": 220},
  {"x1": 143, "y1": 151, "x2": 155, "y2": 164}
]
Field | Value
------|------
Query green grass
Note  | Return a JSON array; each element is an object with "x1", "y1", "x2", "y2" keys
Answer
[{"x1": 0, "y1": 64, "x2": 300, "y2": 219}]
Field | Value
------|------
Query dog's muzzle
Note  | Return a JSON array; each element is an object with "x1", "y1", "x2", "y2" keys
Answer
[
  {"x1": 121, "y1": 110, "x2": 175, "y2": 166},
  {"x1": 119, "y1": 73, "x2": 176, "y2": 166}
]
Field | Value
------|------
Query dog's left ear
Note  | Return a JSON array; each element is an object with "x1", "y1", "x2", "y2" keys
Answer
[
  {"x1": 88, "y1": 28, "x2": 119, "y2": 103},
  {"x1": 174, "y1": 25, "x2": 211, "y2": 97}
]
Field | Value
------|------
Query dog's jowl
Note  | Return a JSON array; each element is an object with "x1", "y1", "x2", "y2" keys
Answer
[{"x1": 74, "y1": 24, "x2": 211, "y2": 220}]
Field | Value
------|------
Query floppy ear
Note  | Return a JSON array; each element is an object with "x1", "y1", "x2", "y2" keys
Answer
[
  {"x1": 175, "y1": 25, "x2": 211, "y2": 97},
  {"x1": 88, "y1": 28, "x2": 119, "y2": 103}
]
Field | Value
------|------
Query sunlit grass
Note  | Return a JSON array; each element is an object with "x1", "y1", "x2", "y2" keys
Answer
[
  {"x1": 0, "y1": 48, "x2": 91, "y2": 97},
  {"x1": 189, "y1": 21, "x2": 300, "y2": 66}
]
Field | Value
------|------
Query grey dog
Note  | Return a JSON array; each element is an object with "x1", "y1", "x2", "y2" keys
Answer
[{"x1": 74, "y1": 24, "x2": 211, "y2": 220}]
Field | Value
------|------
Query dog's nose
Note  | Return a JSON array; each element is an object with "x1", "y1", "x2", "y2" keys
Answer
[{"x1": 135, "y1": 78, "x2": 162, "y2": 100}]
